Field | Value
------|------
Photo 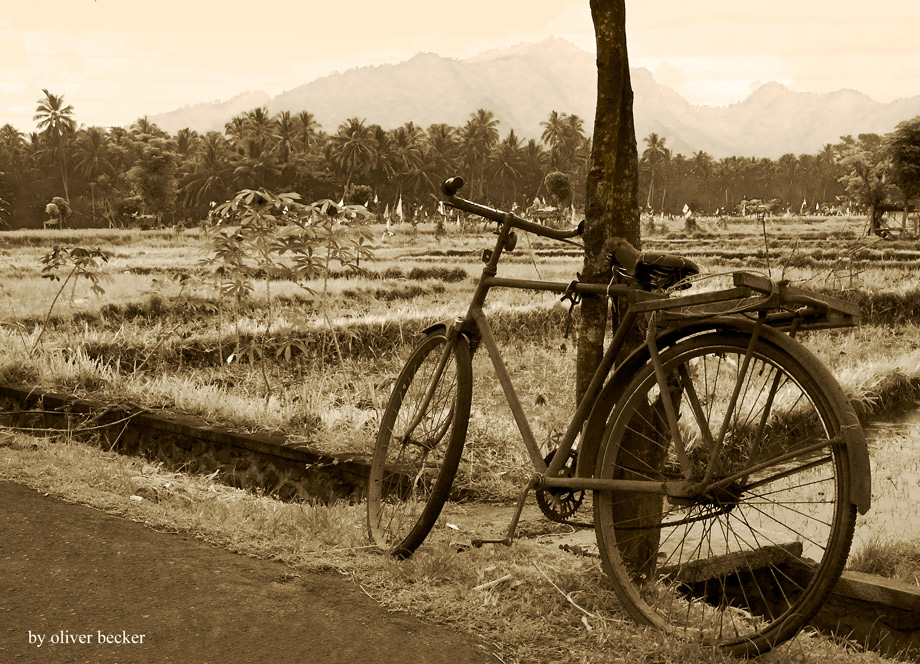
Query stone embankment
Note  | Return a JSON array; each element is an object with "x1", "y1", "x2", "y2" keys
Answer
[{"x1": 0, "y1": 385, "x2": 368, "y2": 504}]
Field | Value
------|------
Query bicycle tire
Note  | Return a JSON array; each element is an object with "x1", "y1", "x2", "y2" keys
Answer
[
  {"x1": 367, "y1": 329, "x2": 473, "y2": 557},
  {"x1": 594, "y1": 331, "x2": 856, "y2": 656}
]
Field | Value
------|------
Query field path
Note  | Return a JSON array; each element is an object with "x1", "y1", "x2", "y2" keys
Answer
[{"x1": 0, "y1": 480, "x2": 495, "y2": 663}]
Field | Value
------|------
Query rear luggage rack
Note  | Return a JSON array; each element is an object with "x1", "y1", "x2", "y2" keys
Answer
[{"x1": 628, "y1": 271, "x2": 860, "y2": 331}]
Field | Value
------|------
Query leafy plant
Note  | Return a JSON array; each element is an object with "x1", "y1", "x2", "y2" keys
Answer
[
  {"x1": 200, "y1": 188, "x2": 374, "y2": 400},
  {"x1": 34, "y1": 246, "x2": 112, "y2": 355}
]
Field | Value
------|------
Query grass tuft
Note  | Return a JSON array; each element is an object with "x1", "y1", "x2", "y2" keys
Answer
[{"x1": 848, "y1": 537, "x2": 920, "y2": 586}]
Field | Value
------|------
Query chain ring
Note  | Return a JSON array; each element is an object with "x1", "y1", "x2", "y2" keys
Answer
[{"x1": 535, "y1": 449, "x2": 585, "y2": 523}]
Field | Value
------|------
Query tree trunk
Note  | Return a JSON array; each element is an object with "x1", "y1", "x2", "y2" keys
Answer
[
  {"x1": 577, "y1": 0, "x2": 640, "y2": 403},
  {"x1": 585, "y1": 1, "x2": 660, "y2": 576},
  {"x1": 646, "y1": 170, "x2": 655, "y2": 210}
]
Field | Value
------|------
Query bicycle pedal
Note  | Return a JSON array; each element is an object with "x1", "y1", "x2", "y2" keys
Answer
[{"x1": 471, "y1": 537, "x2": 512, "y2": 548}]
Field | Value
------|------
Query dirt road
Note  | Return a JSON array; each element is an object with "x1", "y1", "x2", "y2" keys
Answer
[{"x1": 0, "y1": 480, "x2": 495, "y2": 663}]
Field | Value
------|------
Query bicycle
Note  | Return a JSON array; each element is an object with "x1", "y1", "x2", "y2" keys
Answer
[{"x1": 366, "y1": 177, "x2": 871, "y2": 657}]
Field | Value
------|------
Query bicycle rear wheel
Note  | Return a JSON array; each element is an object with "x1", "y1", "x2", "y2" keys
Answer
[
  {"x1": 367, "y1": 329, "x2": 472, "y2": 557},
  {"x1": 594, "y1": 331, "x2": 856, "y2": 657}
]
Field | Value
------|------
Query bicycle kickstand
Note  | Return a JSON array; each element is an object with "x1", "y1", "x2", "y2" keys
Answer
[{"x1": 471, "y1": 477, "x2": 536, "y2": 548}]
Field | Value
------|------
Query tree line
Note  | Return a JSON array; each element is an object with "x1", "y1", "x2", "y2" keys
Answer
[{"x1": 0, "y1": 89, "x2": 918, "y2": 229}]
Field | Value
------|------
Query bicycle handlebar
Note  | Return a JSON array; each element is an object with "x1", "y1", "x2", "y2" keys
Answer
[{"x1": 440, "y1": 177, "x2": 584, "y2": 241}]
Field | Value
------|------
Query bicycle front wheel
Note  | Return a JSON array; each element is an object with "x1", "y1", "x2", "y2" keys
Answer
[
  {"x1": 367, "y1": 329, "x2": 472, "y2": 557},
  {"x1": 594, "y1": 331, "x2": 856, "y2": 657}
]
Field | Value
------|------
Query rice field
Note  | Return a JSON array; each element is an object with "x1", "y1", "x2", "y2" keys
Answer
[{"x1": 2, "y1": 215, "x2": 920, "y2": 575}]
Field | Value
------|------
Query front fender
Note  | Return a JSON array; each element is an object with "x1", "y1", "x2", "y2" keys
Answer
[{"x1": 419, "y1": 319, "x2": 481, "y2": 353}]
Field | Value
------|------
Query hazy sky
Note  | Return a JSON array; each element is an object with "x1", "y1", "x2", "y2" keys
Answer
[{"x1": 3, "y1": 0, "x2": 919, "y2": 133}]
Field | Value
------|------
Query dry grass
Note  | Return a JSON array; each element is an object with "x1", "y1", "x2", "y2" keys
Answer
[
  {"x1": 0, "y1": 431, "x2": 898, "y2": 664},
  {"x1": 848, "y1": 537, "x2": 920, "y2": 585},
  {"x1": 4, "y1": 221, "x2": 920, "y2": 603}
]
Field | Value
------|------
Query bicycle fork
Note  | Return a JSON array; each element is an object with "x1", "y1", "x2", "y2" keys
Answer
[{"x1": 397, "y1": 326, "x2": 460, "y2": 447}]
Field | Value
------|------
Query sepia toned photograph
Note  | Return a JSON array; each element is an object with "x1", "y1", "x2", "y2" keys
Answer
[{"x1": 2, "y1": 1, "x2": 920, "y2": 661}]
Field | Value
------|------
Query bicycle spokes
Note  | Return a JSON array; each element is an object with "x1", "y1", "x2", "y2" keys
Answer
[{"x1": 595, "y1": 332, "x2": 855, "y2": 655}]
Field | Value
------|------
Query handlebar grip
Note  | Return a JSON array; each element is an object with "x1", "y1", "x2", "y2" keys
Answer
[
  {"x1": 605, "y1": 237, "x2": 640, "y2": 273},
  {"x1": 440, "y1": 176, "x2": 582, "y2": 241},
  {"x1": 441, "y1": 177, "x2": 465, "y2": 197}
]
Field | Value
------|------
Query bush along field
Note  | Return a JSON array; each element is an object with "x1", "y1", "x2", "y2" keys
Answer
[{"x1": 2, "y1": 206, "x2": 920, "y2": 661}]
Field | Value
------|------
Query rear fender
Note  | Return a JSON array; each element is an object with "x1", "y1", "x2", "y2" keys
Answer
[{"x1": 575, "y1": 318, "x2": 871, "y2": 514}]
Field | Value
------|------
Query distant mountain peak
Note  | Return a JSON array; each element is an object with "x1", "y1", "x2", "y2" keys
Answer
[
  {"x1": 408, "y1": 51, "x2": 444, "y2": 62},
  {"x1": 465, "y1": 36, "x2": 588, "y2": 63},
  {"x1": 749, "y1": 81, "x2": 791, "y2": 97},
  {"x1": 149, "y1": 40, "x2": 920, "y2": 158}
]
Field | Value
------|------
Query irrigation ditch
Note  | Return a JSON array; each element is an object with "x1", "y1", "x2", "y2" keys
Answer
[{"x1": 1, "y1": 382, "x2": 920, "y2": 660}]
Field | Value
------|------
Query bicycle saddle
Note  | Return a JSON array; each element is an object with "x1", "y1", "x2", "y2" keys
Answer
[{"x1": 606, "y1": 237, "x2": 700, "y2": 291}]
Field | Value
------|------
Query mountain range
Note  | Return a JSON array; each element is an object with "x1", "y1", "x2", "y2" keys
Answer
[{"x1": 150, "y1": 37, "x2": 920, "y2": 159}]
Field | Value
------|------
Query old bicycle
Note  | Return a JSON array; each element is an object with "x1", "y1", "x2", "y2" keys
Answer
[{"x1": 366, "y1": 177, "x2": 871, "y2": 656}]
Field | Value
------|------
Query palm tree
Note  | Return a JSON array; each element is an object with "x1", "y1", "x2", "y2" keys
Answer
[
  {"x1": 561, "y1": 114, "x2": 586, "y2": 173},
  {"x1": 488, "y1": 130, "x2": 524, "y2": 206},
  {"x1": 224, "y1": 115, "x2": 247, "y2": 145},
  {"x1": 459, "y1": 109, "x2": 499, "y2": 199},
  {"x1": 426, "y1": 122, "x2": 458, "y2": 157},
  {"x1": 73, "y1": 127, "x2": 116, "y2": 223},
  {"x1": 798, "y1": 153, "x2": 818, "y2": 209},
  {"x1": 327, "y1": 117, "x2": 377, "y2": 189},
  {"x1": 541, "y1": 110, "x2": 567, "y2": 170},
  {"x1": 641, "y1": 133, "x2": 671, "y2": 211},
  {"x1": 717, "y1": 156, "x2": 748, "y2": 211},
  {"x1": 0, "y1": 124, "x2": 26, "y2": 154},
  {"x1": 422, "y1": 123, "x2": 459, "y2": 189},
  {"x1": 33, "y1": 89, "x2": 76, "y2": 201},
  {"x1": 389, "y1": 122, "x2": 426, "y2": 202},
  {"x1": 818, "y1": 143, "x2": 837, "y2": 203},
  {"x1": 0, "y1": 124, "x2": 27, "y2": 178},
  {"x1": 691, "y1": 151, "x2": 715, "y2": 211},
  {"x1": 520, "y1": 138, "x2": 547, "y2": 206},
  {"x1": 296, "y1": 111, "x2": 320, "y2": 154},
  {"x1": 130, "y1": 116, "x2": 168, "y2": 140},
  {"x1": 274, "y1": 111, "x2": 296, "y2": 165},
  {"x1": 369, "y1": 125, "x2": 397, "y2": 198},
  {"x1": 174, "y1": 128, "x2": 200, "y2": 159},
  {"x1": 181, "y1": 131, "x2": 232, "y2": 210},
  {"x1": 776, "y1": 153, "x2": 800, "y2": 207},
  {"x1": 231, "y1": 136, "x2": 279, "y2": 189},
  {"x1": 243, "y1": 107, "x2": 277, "y2": 144}
]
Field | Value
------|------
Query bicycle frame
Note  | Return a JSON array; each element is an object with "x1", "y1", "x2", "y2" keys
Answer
[
  {"x1": 370, "y1": 178, "x2": 871, "y2": 653},
  {"x1": 441, "y1": 218, "x2": 636, "y2": 483},
  {"x1": 408, "y1": 221, "x2": 869, "y2": 509}
]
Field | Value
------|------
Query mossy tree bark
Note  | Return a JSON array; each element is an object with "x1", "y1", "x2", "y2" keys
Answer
[{"x1": 576, "y1": 0, "x2": 641, "y2": 402}]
